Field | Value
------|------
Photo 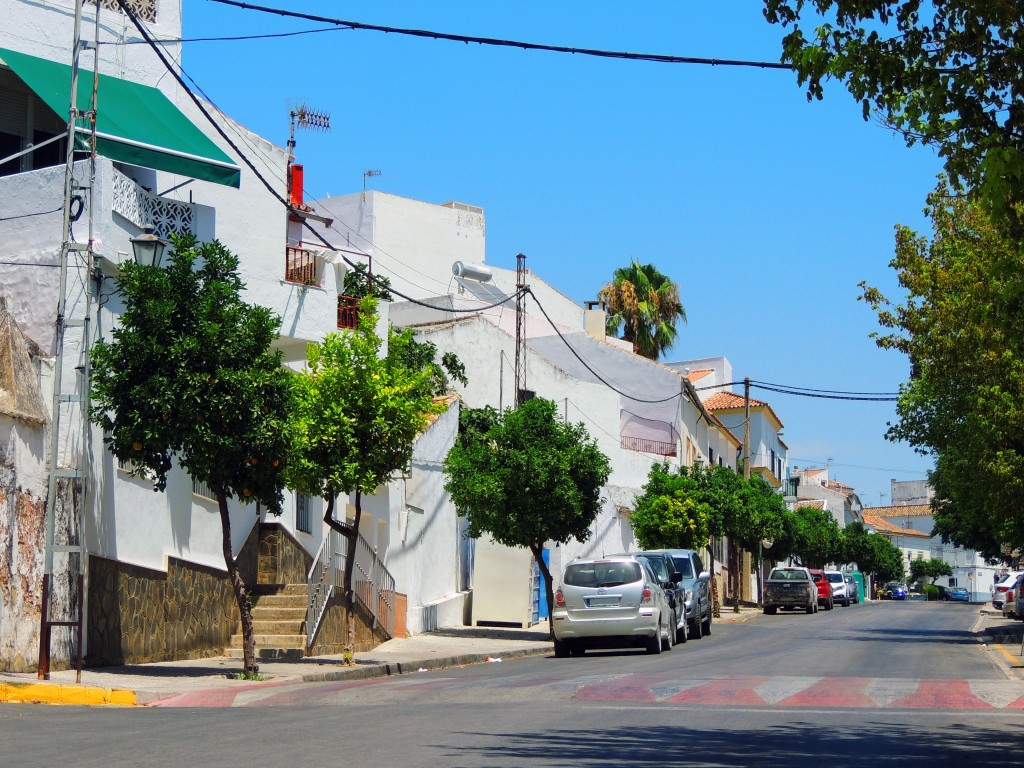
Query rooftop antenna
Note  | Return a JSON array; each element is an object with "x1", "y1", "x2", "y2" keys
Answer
[
  {"x1": 287, "y1": 103, "x2": 331, "y2": 159},
  {"x1": 363, "y1": 169, "x2": 382, "y2": 198}
]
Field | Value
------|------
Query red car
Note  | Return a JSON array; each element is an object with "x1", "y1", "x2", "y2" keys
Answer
[{"x1": 808, "y1": 569, "x2": 835, "y2": 611}]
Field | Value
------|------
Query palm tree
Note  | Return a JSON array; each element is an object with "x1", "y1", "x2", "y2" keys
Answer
[{"x1": 597, "y1": 261, "x2": 686, "y2": 359}]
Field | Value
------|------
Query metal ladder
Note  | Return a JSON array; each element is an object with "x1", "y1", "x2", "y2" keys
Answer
[{"x1": 37, "y1": 0, "x2": 98, "y2": 681}]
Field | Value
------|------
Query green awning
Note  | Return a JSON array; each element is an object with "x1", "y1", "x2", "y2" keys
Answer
[{"x1": 0, "y1": 48, "x2": 240, "y2": 187}]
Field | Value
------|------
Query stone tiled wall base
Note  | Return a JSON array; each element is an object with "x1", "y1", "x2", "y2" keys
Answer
[
  {"x1": 257, "y1": 523, "x2": 311, "y2": 585},
  {"x1": 87, "y1": 526, "x2": 258, "y2": 666},
  {"x1": 309, "y1": 593, "x2": 389, "y2": 656}
]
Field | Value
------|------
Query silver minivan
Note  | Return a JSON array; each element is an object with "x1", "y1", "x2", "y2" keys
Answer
[{"x1": 552, "y1": 555, "x2": 675, "y2": 657}]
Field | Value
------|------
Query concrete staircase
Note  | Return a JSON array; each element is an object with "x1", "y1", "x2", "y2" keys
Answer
[{"x1": 227, "y1": 584, "x2": 307, "y2": 660}]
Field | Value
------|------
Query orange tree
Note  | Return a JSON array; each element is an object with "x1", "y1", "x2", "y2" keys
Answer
[{"x1": 90, "y1": 235, "x2": 291, "y2": 676}]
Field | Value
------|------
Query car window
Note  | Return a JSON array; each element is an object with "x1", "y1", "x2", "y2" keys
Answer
[
  {"x1": 564, "y1": 561, "x2": 641, "y2": 588},
  {"x1": 692, "y1": 554, "x2": 704, "y2": 574},
  {"x1": 827, "y1": 573, "x2": 843, "y2": 583},
  {"x1": 669, "y1": 556, "x2": 695, "y2": 579},
  {"x1": 769, "y1": 569, "x2": 807, "y2": 581},
  {"x1": 641, "y1": 556, "x2": 670, "y2": 582},
  {"x1": 811, "y1": 572, "x2": 824, "y2": 583}
]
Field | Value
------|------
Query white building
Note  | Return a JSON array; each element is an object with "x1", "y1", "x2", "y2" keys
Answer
[{"x1": 0, "y1": 0, "x2": 463, "y2": 670}]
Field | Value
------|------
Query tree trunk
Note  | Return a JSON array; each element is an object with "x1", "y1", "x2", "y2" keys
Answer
[
  {"x1": 343, "y1": 490, "x2": 363, "y2": 658},
  {"x1": 708, "y1": 540, "x2": 721, "y2": 619},
  {"x1": 215, "y1": 484, "x2": 255, "y2": 675},
  {"x1": 729, "y1": 540, "x2": 740, "y2": 612},
  {"x1": 529, "y1": 543, "x2": 554, "y2": 639}
]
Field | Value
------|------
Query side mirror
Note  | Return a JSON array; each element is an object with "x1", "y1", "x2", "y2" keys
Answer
[
  {"x1": 671, "y1": 571, "x2": 683, "y2": 584},
  {"x1": 698, "y1": 571, "x2": 711, "y2": 581}
]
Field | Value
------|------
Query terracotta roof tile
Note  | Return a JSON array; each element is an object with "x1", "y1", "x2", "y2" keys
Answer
[
  {"x1": 862, "y1": 511, "x2": 930, "y2": 538},
  {"x1": 862, "y1": 504, "x2": 933, "y2": 518},
  {"x1": 685, "y1": 369, "x2": 713, "y2": 382}
]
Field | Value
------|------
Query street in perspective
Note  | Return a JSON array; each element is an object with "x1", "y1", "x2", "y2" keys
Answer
[{"x1": 4, "y1": 2, "x2": 1024, "y2": 767}]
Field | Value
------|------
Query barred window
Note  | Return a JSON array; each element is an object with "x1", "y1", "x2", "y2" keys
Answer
[{"x1": 296, "y1": 493, "x2": 312, "y2": 534}]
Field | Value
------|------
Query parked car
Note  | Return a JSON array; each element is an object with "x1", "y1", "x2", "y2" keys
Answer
[
  {"x1": 1016, "y1": 583, "x2": 1024, "y2": 620},
  {"x1": 949, "y1": 586, "x2": 970, "y2": 602},
  {"x1": 844, "y1": 574, "x2": 860, "y2": 604},
  {"x1": 808, "y1": 569, "x2": 835, "y2": 610},
  {"x1": 825, "y1": 570, "x2": 851, "y2": 607},
  {"x1": 763, "y1": 566, "x2": 817, "y2": 615},
  {"x1": 643, "y1": 548, "x2": 713, "y2": 639},
  {"x1": 633, "y1": 551, "x2": 688, "y2": 644},
  {"x1": 1002, "y1": 574, "x2": 1024, "y2": 618},
  {"x1": 992, "y1": 571, "x2": 1024, "y2": 609},
  {"x1": 552, "y1": 555, "x2": 675, "y2": 657},
  {"x1": 883, "y1": 582, "x2": 907, "y2": 600}
]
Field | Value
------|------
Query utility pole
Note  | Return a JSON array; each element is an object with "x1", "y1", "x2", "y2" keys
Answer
[
  {"x1": 514, "y1": 253, "x2": 527, "y2": 407},
  {"x1": 743, "y1": 377, "x2": 751, "y2": 481}
]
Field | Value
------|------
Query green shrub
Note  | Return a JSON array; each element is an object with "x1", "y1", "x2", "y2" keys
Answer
[{"x1": 923, "y1": 584, "x2": 940, "y2": 601}]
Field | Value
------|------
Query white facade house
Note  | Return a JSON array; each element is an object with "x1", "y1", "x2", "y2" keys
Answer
[
  {"x1": 0, "y1": 0, "x2": 463, "y2": 669},
  {"x1": 788, "y1": 466, "x2": 864, "y2": 528}
]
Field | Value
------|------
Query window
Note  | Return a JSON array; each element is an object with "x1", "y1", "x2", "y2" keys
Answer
[
  {"x1": 708, "y1": 447, "x2": 715, "y2": 466},
  {"x1": 296, "y1": 493, "x2": 312, "y2": 534},
  {"x1": 192, "y1": 476, "x2": 216, "y2": 502}
]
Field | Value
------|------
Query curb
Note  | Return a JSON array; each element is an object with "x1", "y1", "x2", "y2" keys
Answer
[
  {"x1": 297, "y1": 645, "x2": 554, "y2": 684},
  {"x1": 0, "y1": 681, "x2": 136, "y2": 707}
]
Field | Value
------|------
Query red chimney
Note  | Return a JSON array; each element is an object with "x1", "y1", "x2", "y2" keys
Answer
[{"x1": 290, "y1": 163, "x2": 304, "y2": 207}]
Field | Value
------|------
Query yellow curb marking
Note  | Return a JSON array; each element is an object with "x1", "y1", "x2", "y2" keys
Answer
[
  {"x1": 0, "y1": 682, "x2": 136, "y2": 707},
  {"x1": 991, "y1": 647, "x2": 1024, "y2": 671}
]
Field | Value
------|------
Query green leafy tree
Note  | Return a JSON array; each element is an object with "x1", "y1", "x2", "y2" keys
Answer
[
  {"x1": 868, "y1": 535, "x2": 907, "y2": 584},
  {"x1": 763, "y1": 0, "x2": 1024, "y2": 216},
  {"x1": 90, "y1": 235, "x2": 291, "y2": 676},
  {"x1": 342, "y1": 262, "x2": 393, "y2": 300},
  {"x1": 388, "y1": 331, "x2": 468, "y2": 397},
  {"x1": 860, "y1": 184, "x2": 1024, "y2": 559},
  {"x1": 287, "y1": 298, "x2": 442, "y2": 654},
  {"x1": 443, "y1": 399, "x2": 611, "y2": 627},
  {"x1": 597, "y1": 261, "x2": 686, "y2": 359},
  {"x1": 909, "y1": 557, "x2": 954, "y2": 585},
  {"x1": 734, "y1": 476, "x2": 788, "y2": 603},
  {"x1": 789, "y1": 505, "x2": 844, "y2": 568}
]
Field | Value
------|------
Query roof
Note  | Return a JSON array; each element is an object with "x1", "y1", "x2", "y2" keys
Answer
[
  {"x1": 685, "y1": 369, "x2": 713, "y2": 382},
  {"x1": 702, "y1": 390, "x2": 785, "y2": 431},
  {"x1": 862, "y1": 511, "x2": 931, "y2": 538},
  {"x1": 863, "y1": 504, "x2": 933, "y2": 518},
  {"x1": 794, "y1": 499, "x2": 826, "y2": 510}
]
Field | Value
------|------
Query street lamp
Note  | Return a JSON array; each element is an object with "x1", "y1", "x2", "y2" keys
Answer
[{"x1": 130, "y1": 225, "x2": 168, "y2": 267}]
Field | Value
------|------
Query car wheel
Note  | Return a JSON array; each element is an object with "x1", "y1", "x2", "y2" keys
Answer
[
  {"x1": 828, "y1": 598, "x2": 834, "y2": 610},
  {"x1": 765, "y1": 605, "x2": 777, "y2": 615},
  {"x1": 569, "y1": 641, "x2": 586, "y2": 656},
  {"x1": 662, "y1": 612, "x2": 675, "y2": 651},
  {"x1": 553, "y1": 639, "x2": 570, "y2": 658},
  {"x1": 676, "y1": 609, "x2": 688, "y2": 644},
  {"x1": 806, "y1": 603, "x2": 815, "y2": 615},
  {"x1": 702, "y1": 605, "x2": 712, "y2": 636},
  {"x1": 690, "y1": 610, "x2": 702, "y2": 640},
  {"x1": 645, "y1": 626, "x2": 663, "y2": 655},
  {"x1": 844, "y1": 597, "x2": 850, "y2": 607}
]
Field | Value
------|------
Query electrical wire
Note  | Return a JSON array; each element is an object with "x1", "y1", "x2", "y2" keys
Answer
[
  {"x1": 117, "y1": 26, "x2": 346, "y2": 45},
  {"x1": 0, "y1": 206, "x2": 63, "y2": 222},
  {"x1": 208, "y1": 0, "x2": 796, "y2": 70},
  {"x1": 749, "y1": 379, "x2": 900, "y2": 397},
  {"x1": 752, "y1": 382, "x2": 899, "y2": 402},
  {"x1": 527, "y1": 287, "x2": 681, "y2": 405},
  {"x1": 114, "y1": 0, "x2": 527, "y2": 316}
]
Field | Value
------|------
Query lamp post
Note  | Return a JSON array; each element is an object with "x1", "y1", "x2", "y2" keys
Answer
[{"x1": 129, "y1": 225, "x2": 168, "y2": 267}]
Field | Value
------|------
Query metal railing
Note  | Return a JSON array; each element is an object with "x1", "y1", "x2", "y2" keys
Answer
[
  {"x1": 620, "y1": 435, "x2": 678, "y2": 457},
  {"x1": 305, "y1": 528, "x2": 396, "y2": 648},
  {"x1": 337, "y1": 295, "x2": 361, "y2": 329},
  {"x1": 285, "y1": 245, "x2": 318, "y2": 285}
]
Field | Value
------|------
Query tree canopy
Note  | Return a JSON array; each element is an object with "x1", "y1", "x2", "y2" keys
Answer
[
  {"x1": 860, "y1": 184, "x2": 1024, "y2": 559},
  {"x1": 90, "y1": 235, "x2": 291, "y2": 674},
  {"x1": 597, "y1": 261, "x2": 686, "y2": 360},
  {"x1": 909, "y1": 557, "x2": 954, "y2": 584},
  {"x1": 763, "y1": 0, "x2": 1024, "y2": 215},
  {"x1": 443, "y1": 398, "x2": 611, "y2": 623}
]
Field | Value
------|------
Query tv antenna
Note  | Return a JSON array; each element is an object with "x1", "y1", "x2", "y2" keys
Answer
[
  {"x1": 287, "y1": 103, "x2": 331, "y2": 158},
  {"x1": 363, "y1": 169, "x2": 382, "y2": 195}
]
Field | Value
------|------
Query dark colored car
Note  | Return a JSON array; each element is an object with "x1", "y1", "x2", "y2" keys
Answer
[
  {"x1": 642, "y1": 548, "x2": 713, "y2": 639},
  {"x1": 883, "y1": 582, "x2": 907, "y2": 600},
  {"x1": 808, "y1": 569, "x2": 834, "y2": 610},
  {"x1": 633, "y1": 552, "x2": 688, "y2": 644}
]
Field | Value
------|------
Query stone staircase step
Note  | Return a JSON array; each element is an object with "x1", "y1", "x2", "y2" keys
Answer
[
  {"x1": 229, "y1": 633, "x2": 306, "y2": 649},
  {"x1": 253, "y1": 606, "x2": 306, "y2": 621},
  {"x1": 254, "y1": 583, "x2": 307, "y2": 597},
  {"x1": 254, "y1": 593, "x2": 308, "y2": 608},
  {"x1": 250, "y1": 619, "x2": 305, "y2": 635}
]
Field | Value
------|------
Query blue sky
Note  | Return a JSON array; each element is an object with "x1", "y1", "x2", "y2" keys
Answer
[{"x1": 182, "y1": 1, "x2": 941, "y2": 506}]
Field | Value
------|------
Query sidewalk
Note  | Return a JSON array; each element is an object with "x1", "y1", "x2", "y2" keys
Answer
[{"x1": 0, "y1": 608, "x2": 762, "y2": 707}]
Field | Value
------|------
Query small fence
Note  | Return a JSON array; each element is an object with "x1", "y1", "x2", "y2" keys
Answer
[{"x1": 620, "y1": 435, "x2": 677, "y2": 457}]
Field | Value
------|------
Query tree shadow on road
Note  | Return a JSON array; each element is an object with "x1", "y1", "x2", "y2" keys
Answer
[{"x1": 439, "y1": 720, "x2": 1019, "y2": 768}]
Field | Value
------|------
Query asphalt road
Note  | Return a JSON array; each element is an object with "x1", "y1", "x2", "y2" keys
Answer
[{"x1": 4, "y1": 601, "x2": 1021, "y2": 768}]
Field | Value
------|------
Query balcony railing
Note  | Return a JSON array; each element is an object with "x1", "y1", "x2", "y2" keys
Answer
[
  {"x1": 285, "y1": 245, "x2": 318, "y2": 285},
  {"x1": 112, "y1": 168, "x2": 194, "y2": 238},
  {"x1": 620, "y1": 436, "x2": 677, "y2": 457},
  {"x1": 337, "y1": 295, "x2": 361, "y2": 329}
]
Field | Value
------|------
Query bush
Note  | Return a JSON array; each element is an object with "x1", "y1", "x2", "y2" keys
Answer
[{"x1": 923, "y1": 584, "x2": 940, "y2": 601}]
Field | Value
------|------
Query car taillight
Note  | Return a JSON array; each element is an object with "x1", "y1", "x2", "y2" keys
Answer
[
  {"x1": 555, "y1": 589, "x2": 565, "y2": 608},
  {"x1": 641, "y1": 586, "x2": 653, "y2": 604}
]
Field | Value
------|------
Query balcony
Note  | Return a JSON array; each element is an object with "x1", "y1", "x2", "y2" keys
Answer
[
  {"x1": 620, "y1": 436, "x2": 677, "y2": 457},
  {"x1": 285, "y1": 245, "x2": 319, "y2": 286},
  {"x1": 337, "y1": 295, "x2": 361, "y2": 330},
  {"x1": 112, "y1": 167, "x2": 196, "y2": 238}
]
